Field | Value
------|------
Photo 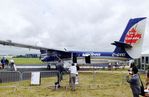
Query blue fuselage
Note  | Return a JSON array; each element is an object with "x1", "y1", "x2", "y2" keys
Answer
[{"x1": 40, "y1": 50, "x2": 129, "y2": 62}]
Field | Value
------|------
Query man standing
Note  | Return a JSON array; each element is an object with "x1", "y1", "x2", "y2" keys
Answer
[
  {"x1": 126, "y1": 64, "x2": 141, "y2": 97},
  {"x1": 55, "y1": 60, "x2": 65, "y2": 88},
  {"x1": 69, "y1": 63, "x2": 77, "y2": 91}
]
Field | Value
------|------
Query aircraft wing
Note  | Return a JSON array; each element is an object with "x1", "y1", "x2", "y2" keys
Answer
[{"x1": 0, "y1": 40, "x2": 61, "y2": 51}]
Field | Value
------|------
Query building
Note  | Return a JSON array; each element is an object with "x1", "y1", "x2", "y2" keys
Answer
[
  {"x1": 25, "y1": 54, "x2": 39, "y2": 58},
  {"x1": 135, "y1": 54, "x2": 149, "y2": 71},
  {"x1": 14, "y1": 54, "x2": 40, "y2": 58}
]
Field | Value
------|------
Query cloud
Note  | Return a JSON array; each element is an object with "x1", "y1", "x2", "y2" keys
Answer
[{"x1": 0, "y1": 0, "x2": 149, "y2": 55}]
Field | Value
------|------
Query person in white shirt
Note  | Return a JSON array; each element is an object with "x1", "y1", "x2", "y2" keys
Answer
[
  {"x1": 10, "y1": 59, "x2": 17, "y2": 71},
  {"x1": 69, "y1": 63, "x2": 77, "y2": 91}
]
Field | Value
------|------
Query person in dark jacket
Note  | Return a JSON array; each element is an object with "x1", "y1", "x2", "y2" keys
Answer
[
  {"x1": 1, "y1": 56, "x2": 9, "y2": 69},
  {"x1": 127, "y1": 64, "x2": 141, "y2": 97},
  {"x1": 55, "y1": 60, "x2": 65, "y2": 88}
]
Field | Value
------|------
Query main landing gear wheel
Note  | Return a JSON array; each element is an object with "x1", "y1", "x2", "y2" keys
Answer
[{"x1": 47, "y1": 64, "x2": 51, "y2": 70}]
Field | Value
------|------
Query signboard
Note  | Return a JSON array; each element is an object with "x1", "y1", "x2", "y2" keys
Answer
[{"x1": 31, "y1": 72, "x2": 41, "y2": 85}]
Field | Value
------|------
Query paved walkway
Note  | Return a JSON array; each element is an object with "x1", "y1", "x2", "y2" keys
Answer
[{"x1": 79, "y1": 70, "x2": 128, "y2": 74}]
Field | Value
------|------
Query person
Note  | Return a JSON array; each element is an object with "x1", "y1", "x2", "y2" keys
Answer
[
  {"x1": 144, "y1": 70, "x2": 149, "y2": 96},
  {"x1": 69, "y1": 63, "x2": 77, "y2": 91},
  {"x1": 9, "y1": 59, "x2": 17, "y2": 71},
  {"x1": 75, "y1": 63, "x2": 79, "y2": 84},
  {"x1": 55, "y1": 60, "x2": 65, "y2": 88},
  {"x1": 126, "y1": 64, "x2": 141, "y2": 97},
  {"x1": 108, "y1": 63, "x2": 112, "y2": 70},
  {"x1": 145, "y1": 82, "x2": 149, "y2": 97},
  {"x1": 146, "y1": 70, "x2": 149, "y2": 83},
  {"x1": 1, "y1": 56, "x2": 9, "y2": 69}
]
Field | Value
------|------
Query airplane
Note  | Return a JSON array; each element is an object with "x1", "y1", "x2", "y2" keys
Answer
[{"x1": 0, "y1": 17, "x2": 147, "y2": 69}]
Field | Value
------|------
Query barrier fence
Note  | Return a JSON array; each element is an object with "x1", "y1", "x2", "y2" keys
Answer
[
  {"x1": 0, "y1": 70, "x2": 127, "y2": 92},
  {"x1": 0, "y1": 71, "x2": 21, "y2": 83},
  {"x1": 0, "y1": 71, "x2": 59, "y2": 88},
  {"x1": 0, "y1": 69, "x2": 133, "y2": 97},
  {"x1": 21, "y1": 71, "x2": 58, "y2": 80}
]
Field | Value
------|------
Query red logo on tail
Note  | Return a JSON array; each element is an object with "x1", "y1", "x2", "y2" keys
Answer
[{"x1": 124, "y1": 26, "x2": 141, "y2": 46}]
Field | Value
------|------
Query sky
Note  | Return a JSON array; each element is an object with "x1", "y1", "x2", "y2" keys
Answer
[{"x1": 0, "y1": 0, "x2": 149, "y2": 55}]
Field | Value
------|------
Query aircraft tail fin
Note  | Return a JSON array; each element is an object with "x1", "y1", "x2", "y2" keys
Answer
[{"x1": 112, "y1": 17, "x2": 147, "y2": 59}]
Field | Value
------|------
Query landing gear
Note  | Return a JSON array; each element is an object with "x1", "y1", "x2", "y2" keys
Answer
[{"x1": 47, "y1": 64, "x2": 51, "y2": 70}]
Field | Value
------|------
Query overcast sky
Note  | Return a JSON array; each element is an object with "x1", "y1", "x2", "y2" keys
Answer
[{"x1": 0, "y1": 0, "x2": 149, "y2": 55}]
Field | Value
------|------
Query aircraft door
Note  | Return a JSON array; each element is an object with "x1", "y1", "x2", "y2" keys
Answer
[
  {"x1": 72, "y1": 53, "x2": 77, "y2": 63},
  {"x1": 85, "y1": 56, "x2": 91, "y2": 64}
]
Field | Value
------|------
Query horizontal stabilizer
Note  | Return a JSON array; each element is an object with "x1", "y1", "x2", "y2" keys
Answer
[{"x1": 111, "y1": 41, "x2": 132, "y2": 48}]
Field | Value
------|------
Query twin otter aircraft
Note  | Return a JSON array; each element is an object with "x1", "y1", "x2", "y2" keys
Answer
[{"x1": 0, "y1": 17, "x2": 147, "y2": 65}]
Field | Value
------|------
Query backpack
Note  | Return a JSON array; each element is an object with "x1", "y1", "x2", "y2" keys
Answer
[
  {"x1": 76, "y1": 65, "x2": 80, "y2": 71},
  {"x1": 138, "y1": 74, "x2": 145, "y2": 96},
  {"x1": 140, "y1": 85, "x2": 145, "y2": 96}
]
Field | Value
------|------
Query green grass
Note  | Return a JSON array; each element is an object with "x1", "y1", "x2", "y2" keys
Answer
[
  {"x1": 0, "y1": 57, "x2": 45, "y2": 65},
  {"x1": 0, "y1": 71, "x2": 146, "y2": 97},
  {"x1": 13, "y1": 58, "x2": 44, "y2": 65}
]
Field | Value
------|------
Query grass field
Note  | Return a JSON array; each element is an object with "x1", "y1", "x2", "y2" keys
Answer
[
  {"x1": 0, "y1": 71, "x2": 146, "y2": 97},
  {"x1": 0, "y1": 57, "x2": 44, "y2": 65},
  {"x1": 13, "y1": 58, "x2": 44, "y2": 65}
]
